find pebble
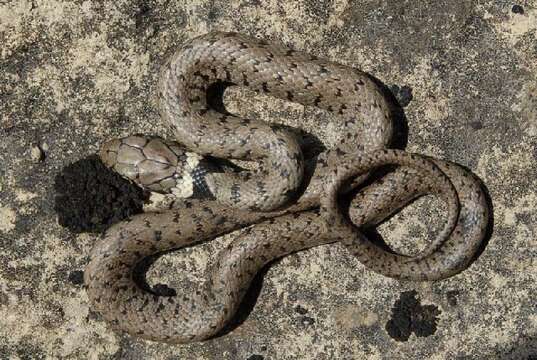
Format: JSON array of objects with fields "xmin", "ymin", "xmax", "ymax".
[
  {"xmin": 511, "ymin": 5, "xmax": 524, "ymax": 14},
  {"xmin": 31, "ymin": 144, "xmax": 46, "ymax": 162}
]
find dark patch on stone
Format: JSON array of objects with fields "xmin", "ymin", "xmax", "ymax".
[
  {"xmin": 135, "ymin": 1, "xmax": 152, "ymax": 30},
  {"xmin": 389, "ymin": 85, "xmax": 413, "ymax": 107},
  {"xmin": 11, "ymin": 337, "xmax": 47, "ymax": 360},
  {"xmin": 470, "ymin": 121, "xmax": 483, "ymax": 130},
  {"xmin": 301, "ymin": 316, "xmax": 316, "ymax": 326},
  {"xmin": 67, "ymin": 270, "xmax": 84, "ymax": 285},
  {"xmin": 247, "ymin": 355, "xmax": 264, "ymax": 360},
  {"xmin": 511, "ymin": 5, "xmax": 524, "ymax": 14},
  {"xmin": 153, "ymin": 283, "xmax": 177, "ymax": 297},
  {"xmin": 385, "ymin": 290, "xmax": 441, "ymax": 341},
  {"xmin": 0, "ymin": 291, "xmax": 8, "ymax": 306},
  {"xmin": 446, "ymin": 290, "xmax": 460, "ymax": 306},
  {"xmin": 54, "ymin": 155, "xmax": 148, "ymax": 233},
  {"xmin": 86, "ymin": 310, "xmax": 100, "ymax": 323},
  {"xmin": 112, "ymin": 336, "xmax": 149, "ymax": 360},
  {"xmin": 31, "ymin": 143, "xmax": 46, "ymax": 162}
]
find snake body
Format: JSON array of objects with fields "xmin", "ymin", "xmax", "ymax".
[{"xmin": 84, "ymin": 32, "xmax": 490, "ymax": 343}]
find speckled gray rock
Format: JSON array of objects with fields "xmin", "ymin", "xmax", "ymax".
[{"xmin": 0, "ymin": 1, "xmax": 536, "ymax": 359}]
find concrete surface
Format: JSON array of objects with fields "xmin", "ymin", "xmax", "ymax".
[{"xmin": 1, "ymin": 0, "xmax": 536, "ymax": 359}]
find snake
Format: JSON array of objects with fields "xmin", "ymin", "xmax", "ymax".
[{"xmin": 83, "ymin": 32, "xmax": 490, "ymax": 343}]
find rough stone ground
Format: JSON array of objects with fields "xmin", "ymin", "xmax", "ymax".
[{"xmin": 1, "ymin": 0, "xmax": 536, "ymax": 359}]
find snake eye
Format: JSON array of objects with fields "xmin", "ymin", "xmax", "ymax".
[{"xmin": 99, "ymin": 139, "xmax": 122, "ymax": 168}]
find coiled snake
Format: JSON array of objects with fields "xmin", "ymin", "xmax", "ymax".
[{"xmin": 84, "ymin": 32, "xmax": 490, "ymax": 343}]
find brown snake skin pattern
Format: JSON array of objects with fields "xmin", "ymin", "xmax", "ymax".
[{"xmin": 84, "ymin": 32, "xmax": 490, "ymax": 343}]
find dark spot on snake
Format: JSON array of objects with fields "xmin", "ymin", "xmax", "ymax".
[
  {"xmin": 189, "ymin": 95, "xmax": 201, "ymax": 103},
  {"xmin": 317, "ymin": 157, "xmax": 328, "ymax": 166},
  {"xmin": 237, "ymin": 118, "xmax": 251, "ymax": 127},
  {"xmin": 285, "ymin": 49, "xmax": 295, "ymax": 56},
  {"xmin": 286, "ymin": 91, "xmax": 294, "ymax": 100},
  {"xmin": 202, "ymin": 206, "xmax": 214, "ymax": 214},
  {"xmin": 230, "ymin": 183, "xmax": 241, "ymax": 203},
  {"xmin": 255, "ymin": 181, "xmax": 267, "ymax": 194},
  {"xmin": 242, "ymin": 73, "xmax": 250, "ymax": 86},
  {"xmin": 343, "ymin": 119, "xmax": 355, "ymax": 127},
  {"xmin": 335, "ymin": 148, "xmax": 346, "ymax": 156},
  {"xmin": 261, "ymin": 82, "xmax": 269, "ymax": 92},
  {"xmin": 313, "ymin": 94, "xmax": 322, "ymax": 106},
  {"xmin": 216, "ymin": 215, "xmax": 227, "ymax": 225}
]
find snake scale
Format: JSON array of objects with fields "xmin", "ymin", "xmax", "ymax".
[{"xmin": 84, "ymin": 32, "xmax": 490, "ymax": 343}]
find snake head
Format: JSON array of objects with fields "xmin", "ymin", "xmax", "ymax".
[{"xmin": 99, "ymin": 135, "xmax": 205, "ymax": 197}]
